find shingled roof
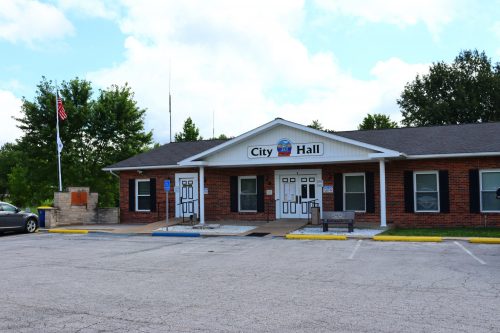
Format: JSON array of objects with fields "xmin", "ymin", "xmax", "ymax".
[
  {"xmin": 104, "ymin": 140, "xmax": 226, "ymax": 170},
  {"xmin": 104, "ymin": 121, "xmax": 500, "ymax": 170},
  {"xmin": 336, "ymin": 122, "xmax": 500, "ymax": 156}
]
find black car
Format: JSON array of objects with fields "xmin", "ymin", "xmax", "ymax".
[{"xmin": 0, "ymin": 201, "xmax": 39, "ymax": 234}]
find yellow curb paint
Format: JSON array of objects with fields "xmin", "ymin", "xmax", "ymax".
[
  {"xmin": 373, "ymin": 235, "xmax": 442, "ymax": 242},
  {"xmin": 48, "ymin": 229, "xmax": 89, "ymax": 234},
  {"xmin": 285, "ymin": 234, "xmax": 347, "ymax": 240},
  {"xmin": 469, "ymin": 237, "xmax": 500, "ymax": 244}
]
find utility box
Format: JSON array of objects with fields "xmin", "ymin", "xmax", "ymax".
[{"xmin": 311, "ymin": 207, "xmax": 320, "ymax": 225}]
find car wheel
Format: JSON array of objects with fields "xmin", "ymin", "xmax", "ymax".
[{"xmin": 25, "ymin": 219, "xmax": 38, "ymax": 233}]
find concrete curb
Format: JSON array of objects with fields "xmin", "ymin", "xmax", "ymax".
[
  {"xmin": 152, "ymin": 232, "xmax": 201, "ymax": 237},
  {"xmin": 469, "ymin": 237, "xmax": 500, "ymax": 244},
  {"xmin": 373, "ymin": 235, "xmax": 442, "ymax": 242},
  {"xmin": 48, "ymin": 229, "xmax": 89, "ymax": 234},
  {"xmin": 285, "ymin": 234, "xmax": 347, "ymax": 240}
]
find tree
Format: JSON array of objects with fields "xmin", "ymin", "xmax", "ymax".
[
  {"xmin": 174, "ymin": 117, "xmax": 201, "ymax": 141},
  {"xmin": 398, "ymin": 49, "xmax": 500, "ymax": 126},
  {"xmin": 8, "ymin": 77, "xmax": 153, "ymax": 207},
  {"xmin": 308, "ymin": 120, "xmax": 324, "ymax": 131},
  {"xmin": 358, "ymin": 114, "xmax": 398, "ymax": 130},
  {"xmin": 0, "ymin": 143, "xmax": 22, "ymax": 200},
  {"xmin": 308, "ymin": 120, "xmax": 335, "ymax": 133},
  {"xmin": 214, "ymin": 134, "xmax": 230, "ymax": 140}
]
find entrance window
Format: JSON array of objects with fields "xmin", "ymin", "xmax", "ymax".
[
  {"xmin": 480, "ymin": 170, "xmax": 500, "ymax": 212},
  {"xmin": 136, "ymin": 179, "xmax": 151, "ymax": 212},
  {"xmin": 239, "ymin": 176, "xmax": 257, "ymax": 211},
  {"xmin": 344, "ymin": 173, "xmax": 366, "ymax": 211},
  {"xmin": 414, "ymin": 171, "xmax": 439, "ymax": 212}
]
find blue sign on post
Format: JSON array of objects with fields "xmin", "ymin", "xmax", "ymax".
[{"xmin": 164, "ymin": 179, "xmax": 171, "ymax": 192}]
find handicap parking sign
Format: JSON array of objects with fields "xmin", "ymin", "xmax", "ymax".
[{"xmin": 164, "ymin": 180, "xmax": 171, "ymax": 192}]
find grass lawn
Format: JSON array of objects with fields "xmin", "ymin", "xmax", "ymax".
[{"xmin": 380, "ymin": 227, "xmax": 500, "ymax": 237}]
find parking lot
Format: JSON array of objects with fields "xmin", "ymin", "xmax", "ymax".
[{"xmin": 0, "ymin": 233, "xmax": 499, "ymax": 333}]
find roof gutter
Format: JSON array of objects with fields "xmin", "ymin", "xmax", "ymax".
[
  {"xmin": 102, "ymin": 165, "xmax": 186, "ymax": 172},
  {"xmin": 407, "ymin": 152, "xmax": 500, "ymax": 159}
]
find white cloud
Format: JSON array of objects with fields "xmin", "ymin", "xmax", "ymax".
[
  {"xmin": 0, "ymin": 90, "xmax": 23, "ymax": 146},
  {"xmin": 0, "ymin": 0, "xmax": 74, "ymax": 46},
  {"xmin": 57, "ymin": 0, "xmax": 121, "ymax": 20},
  {"xmin": 85, "ymin": 1, "xmax": 430, "ymax": 142},
  {"xmin": 314, "ymin": 0, "xmax": 463, "ymax": 37}
]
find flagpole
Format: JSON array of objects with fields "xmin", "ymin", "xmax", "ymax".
[{"xmin": 55, "ymin": 82, "xmax": 63, "ymax": 192}]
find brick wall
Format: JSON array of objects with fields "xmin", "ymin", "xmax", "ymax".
[
  {"xmin": 120, "ymin": 168, "xmax": 198, "ymax": 223},
  {"xmin": 386, "ymin": 157, "xmax": 500, "ymax": 227},
  {"xmin": 119, "ymin": 157, "xmax": 500, "ymax": 227}
]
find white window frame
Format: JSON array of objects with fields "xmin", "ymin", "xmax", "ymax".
[
  {"xmin": 238, "ymin": 176, "xmax": 257, "ymax": 212},
  {"xmin": 413, "ymin": 171, "xmax": 440, "ymax": 213},
  {"xmin": 343, "ymin": 173, "xmax": 366, "ymax": 212},
  {"xmin": 480, "ymin": 169, "xmax": 500, "ymax": 213},
  {"xmin": 135, "ymin": 179, "xmax": 151, "ymax": 212}
]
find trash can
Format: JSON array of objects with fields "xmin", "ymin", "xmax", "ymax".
[
  {"xmin": 311, "ymin": 207, "xmax": 320, "ymax": 225},
  {"xmin": 37, "ymin": 206, "xmax": 52, "ymax": 228}
]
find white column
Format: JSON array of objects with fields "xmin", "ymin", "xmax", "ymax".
[
  {"xmin": 379, "ymin": 159, "xmax": 387, "ymax": 227},
  {"xmin": 199, "ymin": 166, "xmax": 205, "ymax": 225}
]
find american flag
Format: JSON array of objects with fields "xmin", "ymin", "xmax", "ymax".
[{"xmin": 58, "ymin": 97, "xmax": 67, "ymax": 120}]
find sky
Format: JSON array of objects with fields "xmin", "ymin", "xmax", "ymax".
[{"xmin": 1, "ymin": 0, "xmax": 500, "ymax": 146}]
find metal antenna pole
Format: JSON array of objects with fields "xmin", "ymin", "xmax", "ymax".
[
  {"xmin": 169, "ymin": 60, "xmax": 172, "ymax": 143},
  {"xmin": 212, "ymin": 109, "xmax": 215, "ymax": 139}
]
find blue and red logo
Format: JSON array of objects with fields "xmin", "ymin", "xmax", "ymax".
[{"xmin": 277, "ymin": 139, "xmax": 292, "ymax": 157}]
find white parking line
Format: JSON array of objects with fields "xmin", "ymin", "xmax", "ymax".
[
  {"xmin": 348, "ymin": 240, "xmax": 362, "ymax": 260},
  {"xmin": 454, "ymin": 241, "xmax": 486, "ymax": 265}
]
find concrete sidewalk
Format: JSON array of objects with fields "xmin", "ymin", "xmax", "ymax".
[
  {"xmin": 240, "ymin": 219, "xmax": 308, "ymax": 236},
  {"xmin": 41, "ymin": 219, "xmax": 182, "ymax": 235},
  {"xmin": 41, "ymin": 219, "xmax": 307, "ymax": 237}
]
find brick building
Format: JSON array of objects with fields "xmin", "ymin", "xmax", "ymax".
[{"xmin": 104, "ymin": 118, "xmax": 500, "ymax": 227}]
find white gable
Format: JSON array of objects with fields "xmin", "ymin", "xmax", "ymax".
[{"xmin": 186, "ymin": 123, "xmax": 393, "ymax": 167}]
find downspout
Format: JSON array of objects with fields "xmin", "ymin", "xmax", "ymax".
[{"xmin": 109, "ymin": 170, "xmax": 119, "ymax": 178}]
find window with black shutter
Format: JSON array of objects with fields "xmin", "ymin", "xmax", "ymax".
[
  {"xmin": 136, "ymin": 179, "xmax": 151, "ymax": 211},
  {"xmin": 129, "ymin": 179, "xmax": 135, "ymax": 211},
  {"xmin": 469, "ymin": 169, "xmax": 480, "ymax": 213},
  {"xmin": 403, "ymin": 171, "xmax": 414, "ymax": 213},
  {"xmin": 333, "ymin": 173, "xmax": 343, "ymax": 211},
  {"xmin": 230, "ymin": 176, "xmax": 238, "ymax": 212},
  {"xmin": 439, "ymin": 170, "xmax": 449, "ymax": 213},
  {"xmin": 365, "ymin": 171, "xmax": 375, "ymax": 213},
  {"xmin": 150, "ymin": 178, "xmax": 157, "ymax": 212}
]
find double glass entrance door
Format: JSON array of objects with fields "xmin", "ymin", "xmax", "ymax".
[{"xmin": 280, "ymin": 175, "xmax": 318, "ymax": 218}]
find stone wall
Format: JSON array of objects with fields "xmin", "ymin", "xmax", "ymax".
[{"xmin": 44, "ymin": 187, "xmax": 119, "ymax": 228}]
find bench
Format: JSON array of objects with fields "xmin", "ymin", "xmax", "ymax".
[{"xmin": 322, "ymin": 211, "xmax": 355, "ymax": 233}]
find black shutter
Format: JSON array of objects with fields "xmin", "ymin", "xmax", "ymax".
[
  {"xmin": 439, "ymin": 170, "xmax": 449, "ymax": 213},
  {"xmin": 366, "ymin": 171, "xmax": 375, "ymax": 213},
  {"xmin": 257, "ymin": 175, "xmax": 265, "ymax": 212},
  {"xmin": 469, "ymin": 169, "xmax": 480, "ymax": 213},
  {"xmin": 128, "ymin": 179, "xmax": 135, "ymax": 211},
  {"xmin": 230, "ymin": 176, "xmax": 238, "ymax": 212},
  {"xmin": 334, "ymin": 173, "xmax": 343, "ymax": 211},
  {"xmin": 404, "ymin": 171, "xmax": 414, "ymax": 213},
  {"xmin": 150, "ymin": 178, "xmax": 157, "ymax": 212}
]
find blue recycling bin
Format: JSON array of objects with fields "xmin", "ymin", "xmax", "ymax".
[{"xmin": 37, "ymin": 207, "xmax": 50, "ymax": 228}]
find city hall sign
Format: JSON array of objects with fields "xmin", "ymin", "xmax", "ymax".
[{"xmin": 248, "ymin": 139, "xmax": 324, "ymax": 159}]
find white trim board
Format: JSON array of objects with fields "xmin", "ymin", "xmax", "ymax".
[{"xmin": 179, "ymin": 118, "xmax": 402, "ymax": 165}]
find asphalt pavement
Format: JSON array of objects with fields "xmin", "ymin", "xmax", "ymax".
[{"xmin": 0, "ymin": 232, "xmax": 499, "ymax": 332}]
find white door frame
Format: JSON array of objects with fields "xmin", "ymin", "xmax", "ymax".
[
  {"xmin": 274, "ymin": 169, "xmax": 322, "ymax": 219},
  {"xmin": 175, "ymin": 173, "xmax": 199, "ymax": 218}
]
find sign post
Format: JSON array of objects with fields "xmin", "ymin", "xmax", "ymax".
[{"xmin": 164, "ymin": 180, "xmax": 171, "ymax": 230}]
